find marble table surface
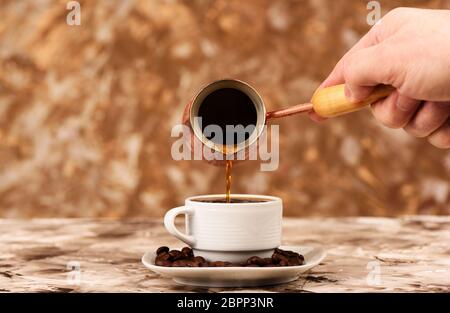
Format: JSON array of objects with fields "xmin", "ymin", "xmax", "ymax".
[{"xmin": 0, "ymin": 216, "xmax": 449, "ymax": 293}]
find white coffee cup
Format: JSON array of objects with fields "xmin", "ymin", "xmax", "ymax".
[{"xmin": 163, "ymin": 194, "xmax": 282, "ymax": 263}]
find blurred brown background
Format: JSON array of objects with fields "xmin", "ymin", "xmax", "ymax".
[{"xmin": 0, "ymin": 0, "xmax": 449, "ymax": 218}]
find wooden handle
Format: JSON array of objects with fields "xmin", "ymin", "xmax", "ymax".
[{"xmin": 311, "ymin": 84, "xmax": 394, "ymax": 118}]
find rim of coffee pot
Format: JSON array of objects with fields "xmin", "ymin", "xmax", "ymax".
[{"xmin": 187, "ymin": 79, "xmax": 267, "ymax": 155}]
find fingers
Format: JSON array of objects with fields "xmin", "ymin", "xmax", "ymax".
[
  {"xmin": 343, "ymin": 43, "xmax": 401, "ymax": 102},
  {"xmin": 372, "ymin": 97, "xmax": 450, "ymax": 149},
  {"xmin": 404, "ymin": 101, "xmax": 450, "ymax": 137},
  {"xmin": 344, "ymin": 84, "xmax": 374, "ymax": 104},
  {"xmin": 428, "ymin": 120, "xmax": 450, "ymax": 149},
  {"xmin": 370, "ymin": 92, "xmax": 421, "ymax": 128}
]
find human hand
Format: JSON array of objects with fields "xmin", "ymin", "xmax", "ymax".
[{"xmin": 310, "ymin": 8, "xmax": 450, "ymax": 148}]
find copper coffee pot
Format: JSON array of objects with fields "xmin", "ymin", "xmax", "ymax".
[{"xmin": 182, "ymin": 79, "xmax": 393, "ymax": 164}]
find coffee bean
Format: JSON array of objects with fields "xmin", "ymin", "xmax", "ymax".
[
  {"xmin": 185, "ymin": 257, "xmax": 202, "ymax": 267},
  {"xmin": 275, "ymin": 248, "xmax": 298, "ymax": 258},
  {"xmin": 287, "ymin": 255, "xmax": 305, "ymax": 266},
  {"xmin": 272, "ymin": 252, "xmax": 288, "ymax": 264},
  {"xmin": 208, "ymin": 261, "xmax": 221, "ymax": 267},
  {"xmin": 185, "ymin": 260, "xmax": 199, "ymax": 267},
  {"xmin": 153, "ymin": 246, "xmax": 305, "ymax": 268},
  {"xmin": 247, "ymin": 256, "xmax": 263, "ymax": 266},
  {"xmin": 156, "ymin": 246, "xmax": 169, "ymax": 255},
  {"xmin": 274, "ymin": 248, "xmax": 284, "ymax": 255},
  {"xmin": 169, "ymin": 250, "xmax": 184, "ymax": 261},
  {"xmin": 155, "ymin": 259, "xmax": 172, "ymax": 267},
  {"xmin": 155, "ymin": 252, "xmax": 170, "ymax": 261},
  {"xmin": 285, "ymin": 250, "xmax": 300, "ymax": 258},
  {"xmin": 172, "ymin": 260, "xmax": 189, "ymax": 267},
  {"xmin": 208, "ymin": 261, "xmax": 232, "ymax": 267},
  {"xmin": 181, "ymin": 247, "xmax": 194, "ymax": 258},
  {"xmin": 193, "ymin": 256, "xmax": 205, "ymax": 263},
  {"xmin": 298, "ymin": 254, "xmax": 305, "ymax": 264}
]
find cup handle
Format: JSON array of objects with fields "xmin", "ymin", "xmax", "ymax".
[{"xmin": 163, "ymin": 206, "xmax": 196, "ymax": 246}]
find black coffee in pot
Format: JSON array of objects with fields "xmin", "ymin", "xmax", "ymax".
[{"xmin": 197, "ymin": 88, "xmax": 257, "ymax": 145}]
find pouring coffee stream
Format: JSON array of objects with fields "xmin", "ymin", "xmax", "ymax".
[
  {"xmin": 225, "ymin": 160, "xmax": 232, "ymax": 203},
  {"xmin": 223, "ymin": 145, "xmax": 233, "ymax": 203},
  {"xmin": 183, "ymin": 79, "xmax": 394, "ymax": 199}
]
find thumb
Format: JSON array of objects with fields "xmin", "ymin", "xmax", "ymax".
[
  {"xmin": 344, "ymin": 84, "xmax": 374, "ymax": 103},
  {"xmin": 343, "ymin": 43, "xmax": 398, "ymax": 102}
]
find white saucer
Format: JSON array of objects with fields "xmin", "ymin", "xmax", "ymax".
[{"xmin": 142, "ymin": 246, "xmax": 326, "ymax": 287}]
